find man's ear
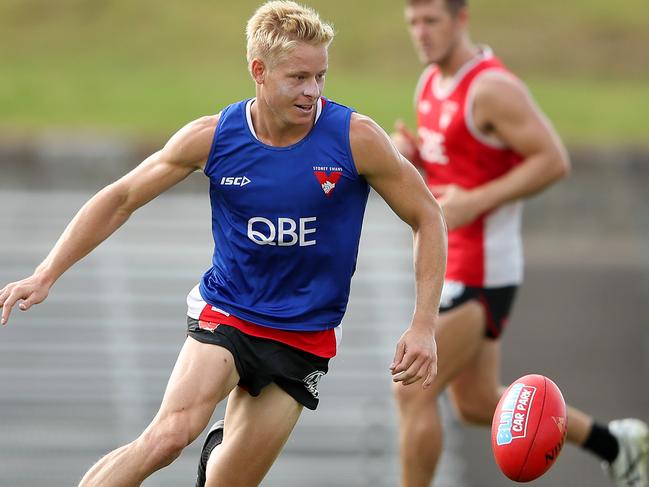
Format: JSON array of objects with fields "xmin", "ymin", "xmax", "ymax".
[
  {"xmin": 250, "ymin": 58, "xmax": 266, "ymax": 84},
  {"xmin": 456, "ymin": 6, "xmax": 469, "ymax": 28}
]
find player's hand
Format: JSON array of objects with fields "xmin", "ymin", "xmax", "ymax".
[
  {"xmin": 390, "ymin": 324, "xmax": 437, "ymax": 388},
  {"xmin": 0, "ymin": 275, "xmax": 50, "ymax": 325},
  {"xmin": 390, "ymin": 120, "xmax": 419, "ymax": 162},
  {"xmin": 429, "ymin": 183, "xmax": 483, "ymax": 230}
]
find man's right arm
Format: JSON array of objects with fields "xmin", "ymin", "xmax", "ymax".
[{"xmin": 0, "ymin": 114, "xmax": 219, "ymax": 325}]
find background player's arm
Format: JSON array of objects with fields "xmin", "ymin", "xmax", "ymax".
[
  {"xmin": 351, "ymin": 113, "xmax": 447, "ymax": 388},
  {"xmin": 435, "ymin": 74, "xmax": 570, "ymax": 230},
  {"xmin": 390, "ymin": 66, "xmax": 434, "ymax": 168},
  {"xmin": 472, "ymin": 73, "xmax": 570, "ymax": 206},
  {"xmin": 0, "ymin": 115, "xmax": 219, "ymax": 325},
  {"xmin": 391, "ymin": 120, "xmax": 422, "ymax": 168}
]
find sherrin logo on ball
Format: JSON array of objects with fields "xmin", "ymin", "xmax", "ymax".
[{"xmin": 491, "ymin": 374, "xmax": 567, "ymax": 483}]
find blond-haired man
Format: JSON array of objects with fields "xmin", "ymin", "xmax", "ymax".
[{"xmin": 0, "ymin": 2, "xmax": 447, "ymax": 486}]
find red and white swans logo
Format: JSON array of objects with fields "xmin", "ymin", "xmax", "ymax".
[{"xmin": 313, "ymin": 165, "xmax": 343, "ymax": 197}]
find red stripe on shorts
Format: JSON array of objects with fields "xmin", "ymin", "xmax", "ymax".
[{"xmin": 197, "ymin": 305, "xmax": 337, "ymax": 358}]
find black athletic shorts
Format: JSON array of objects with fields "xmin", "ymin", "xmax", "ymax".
[
  {"xmin": 439, "ymin": 280, "xmax": 518, "ymax": 339},
  {"xmin": 187, "ymin": 318, "xmax": 329, "ymax": 410}
]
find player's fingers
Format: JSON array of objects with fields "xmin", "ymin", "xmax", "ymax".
[
  {"xmin": 392, "ymin": 366, "xmax": 419, "ymax": 386},
  {"xmin": 392, "ymin": 353, "xmax": 424, "ymax": 381},
  {"xmin": 392, "ymin": 349, "xmax": 419, "ymax": 375},
  {"xmin": 396, "ymin": 122, "xmax": 417, "ymax": 142},
  {"xmin": 398, "ymin": 358, "xmax": 426, "ymax": 385},
  {"xmin": 428, "ymin": 185, "xmax": 449, "ymax": 199},
  {"xmin": 19, "ymin": 293, "xmax": 39, "ymax": 311},
  {"xmin": 0, "ymin": 285, "xmax": 11, "ymax": 307},
  {"xmin": 422, "ymin": 360, "xmax": 437, "ymax": 388},
  {"xmin": 1, "ymin": 290, "xmax": 20, "ymax": 325},
  {"xmin": 390, "ymin": 341, "xmax": 406, "ymax": 371}
]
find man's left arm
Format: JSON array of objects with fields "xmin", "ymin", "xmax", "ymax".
[
  {"xmin": 350, "ymin": 113, "xmax": 447, "ymax": 388},
  {"xmin": 436, "ymin": 74, "xmax": 571, "ymax": 230},
  {"xmin": 471, "ymin": 73, "xmax": 571, "ymax": 208}
]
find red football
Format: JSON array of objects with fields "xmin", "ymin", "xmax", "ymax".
[{"xmin": 491, "ymin": 374, "xmax": 567, "ymax": 482}]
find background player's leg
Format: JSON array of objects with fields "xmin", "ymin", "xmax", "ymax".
[
  {"xmin": 447, "ymin": 339, "xmax": 501, "ymax": 426},
  {"xmin": 79, "ymin": 337, "xmax": 240, "ymax": 487},
  {"xmin": 446, "ymin": 332, "xmax": 602, "ymax": 447},
  {"xmin": 566, "ymin": 405, "xmax": 595, "ymax": 444},
  {"xmin": 204, "ymin": 383, "xmax": 303, "ymax": 487},
  {"xmin": 393, "ymin": 300, "xmax": 486, "ymax": 487},
  {"xmin": 447, "ymin": 326, "xmax": 632, "ymax": 472}
]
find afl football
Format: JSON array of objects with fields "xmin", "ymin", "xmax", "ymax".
[{"xmin": 491, "ymin": 374, "xmax": 567, "ymax": 482}]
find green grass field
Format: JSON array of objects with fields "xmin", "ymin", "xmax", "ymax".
[{"xmin": 2, "ymin": 0, "xmax": 648, "ymax": 145}]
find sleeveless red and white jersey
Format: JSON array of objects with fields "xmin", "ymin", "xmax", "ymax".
[{"xmin": 416, "ymin": 48, "xmax": 524, "ymax": 287}]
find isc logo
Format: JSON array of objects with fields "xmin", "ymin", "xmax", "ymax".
[
  {"xmin": 248, "ymin": 217, "xmax": 316, "ymax": 247},
  {"xmin": 221, "ymin": 176, "xmax": 251, "ymax": 187}
]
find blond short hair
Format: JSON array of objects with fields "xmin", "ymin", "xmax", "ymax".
[{"xmin": 246, "ymin": 1, "xmax": 335, "ymax": 68}]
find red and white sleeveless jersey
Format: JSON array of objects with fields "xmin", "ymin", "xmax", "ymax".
[{"xmin": 416, "ymin": 48, "xmax": 524, "ymax": 286}]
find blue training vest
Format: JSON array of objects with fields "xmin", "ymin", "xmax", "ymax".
[{"xmin": 199, "ymin": 97, "xmax": 370, "ymax": 331}]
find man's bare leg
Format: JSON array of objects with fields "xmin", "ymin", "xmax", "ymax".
[
  {"xmin": 78, "ymin": 337, "xmax": 240, "ymax": 487},
  {"xmin": 204, "ymin": 383, "xmax": 304, "ymax": 487},
  {"xmin": 393, "ymin": 301, "xmax": 486, "ymax": 487}
]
